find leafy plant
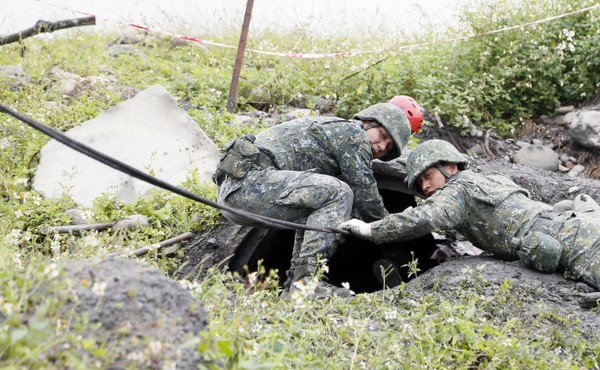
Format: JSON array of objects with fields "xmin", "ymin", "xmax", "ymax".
[{"xmin": 1, "ymin": 0, "xmax": 599, "ymax": 367}]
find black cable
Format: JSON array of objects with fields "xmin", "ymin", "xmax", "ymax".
[{"xmin": 0, "ymin": 103, "xmax": 350, "ymax": 235}]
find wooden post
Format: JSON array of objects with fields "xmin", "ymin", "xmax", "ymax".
[{"xmin": 226, "ymin": 0, "xmax": 254, "ymax": 113}]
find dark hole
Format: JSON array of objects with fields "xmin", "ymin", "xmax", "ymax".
[{"xmin": 229, "ymin": 188, "xmax": 441, "ymax": 293}]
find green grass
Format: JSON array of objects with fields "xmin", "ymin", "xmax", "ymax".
[{"xmin": 1, "ymin": 0, "xmax": 600, "ymax": 367}]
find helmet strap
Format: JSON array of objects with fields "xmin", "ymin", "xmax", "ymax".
[
  {"xmin": 435, "ymin": 163, "xmax": 452, "ymax": 179},
  {"xmin": 361, "ymin": 121, "xmax": 379, "ymax": 130}
]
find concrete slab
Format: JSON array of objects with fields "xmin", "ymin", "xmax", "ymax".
[{"xmin": 33, "ymin": 84, "xmax": 220, "ymax": 207}]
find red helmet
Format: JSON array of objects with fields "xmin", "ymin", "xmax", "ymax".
[{"xmin": 388, "ymin": 95, "xmax": 423, "ymax": 133}]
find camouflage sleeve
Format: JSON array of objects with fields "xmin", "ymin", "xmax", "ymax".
[
  {"xmin": 336, "ymin": 136, "xmax": 388, "ymax": 222},
  {"xmin": 369, "ymin": 185, "xmax": 467, "ymax": 244}
]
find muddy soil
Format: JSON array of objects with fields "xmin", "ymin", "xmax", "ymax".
[
  {"xmin": 178, "ymin": 102, "xmax": 600, "ymax": 315},
  {"xmin": 404, "ymin": 256, "xmax": 599, "ymax": 341}
]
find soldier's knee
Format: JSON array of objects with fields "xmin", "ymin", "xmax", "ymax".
[{"xmin": 334, "ymin": 180, "xmax": 354, "ymax": 204}]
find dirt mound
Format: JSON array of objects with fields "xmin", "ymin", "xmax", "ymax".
[
  {"xmin": 404, "ymin": 256, "xmax": 600, "ymax": 340},
  {"xmin": 417, "ymin": 110, "xmax": 600, "ymax": 180},
  {"xmin": 65, "ymin": 258, "xmax": 210, "ymax": 369},
  {"xmin": 518, "ymin": 117, "xmax": 600, "ymax": 179},
  {"xmin": 473, "ymin": 159, "xmax": 600, "ymax": 205}
]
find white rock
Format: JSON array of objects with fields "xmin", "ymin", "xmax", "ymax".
[
  {"xmin": 33, "ymin": 85, "xmax": 220, "ymax": 207},
  {"xmin": 552, "ymin": 199, "xmax": 574, "ymax": 212},
  {"xmin": 573, "ymin": 194, "xmax": 600, "ymax": 212},
  {"xmin": 567, "ymin": 164, "xmax": 585, "ymax": 178}
]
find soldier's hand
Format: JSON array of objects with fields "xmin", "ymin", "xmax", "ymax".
[{"xmin": 339, "ymin": 219, "xmax": 373, "ymax": 240}]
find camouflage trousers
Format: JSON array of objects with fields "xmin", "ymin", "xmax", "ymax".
[
  {"xmin": 526, "ymin": 210, "xmax": 600, "ymax": 290},
  {"xmin": 218, "ymin": 168, "xmax": 354, "ymax": 267}
]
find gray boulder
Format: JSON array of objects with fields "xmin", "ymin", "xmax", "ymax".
[
  {"xmin": 570, "ymin": 109, "xmax": 600, "ymax": 150},
  {"xmin": 65, "ymin": 258, "xmax": 209, "ymax": 369},
  {"xmin": 513, "ymin": 145, "xmax": 559, "ymax": 171},
  {"xmin": 33, "ymin": 84, "xmax": 220, "ymax": 207}
]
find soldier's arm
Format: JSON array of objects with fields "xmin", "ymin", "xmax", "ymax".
[
  {"xmin": 369, "ymin": 185, "xmax": 468, "ymax": 244},
  {"xmin": 337, "ymin": 141, "xmax": 389, "ymax": 222}
]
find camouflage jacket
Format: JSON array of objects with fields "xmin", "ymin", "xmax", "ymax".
[
  {"xmin": 369, "ymin": 170, "xmax": 552, "ymax": 259},
  {"xmin": 255, "ymin": 117, "xmax": 388, "ymax": 222}
]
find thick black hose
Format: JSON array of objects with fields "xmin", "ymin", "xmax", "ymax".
[{"xmin": 0, "ymin": 103, "xmax": 350, "ymax": 235}]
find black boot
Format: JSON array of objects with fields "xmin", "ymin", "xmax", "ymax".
[
  {"xmin": 372, "ymin": 259, "xmax": 403, "ymax": 289},
  {"xmin": 287, "ymin": 257, "xmax": 355, "ymax": 299}
]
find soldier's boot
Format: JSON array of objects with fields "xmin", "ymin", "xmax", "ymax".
[
  {"xmin": 282, "ymin": 268, "xmax": 295, "ymax": 291},
  {"xmin": 372, "ymin": 259, "xmax": 403, "ymax": 289},
  {"xmin": 287, "ymin": 257, "xmax": 354, "ymax": 299}
]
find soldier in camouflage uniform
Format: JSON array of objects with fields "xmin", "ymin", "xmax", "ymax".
[
  {"xmin": 340, "ymin": 139, "xmax": 600, "ymax": 291},
  {"xmin": 214, "ymin": 102, "xmax": 413, "ymax": 297}
]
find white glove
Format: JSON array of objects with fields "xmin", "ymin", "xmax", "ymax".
[{"xmin": 339, "ymin": 219, "xmax": 373, "ymax": 240}]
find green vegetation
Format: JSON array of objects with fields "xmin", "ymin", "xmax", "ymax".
[{"xmin": 1, "ymin": 0, "xmax": 599, "ymax": 367}]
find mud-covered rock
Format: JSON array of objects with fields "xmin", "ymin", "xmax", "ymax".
[
  {"xmin": 64, "ymin": 258, "xmax": 209, "ymax": 369},
  {"xmin": 473, "ymin": 159, "xmax": 600, "ymax": 206},
  {"xmin": 405, "ymin": 256, "xmax": 599, "ymax": 340}
]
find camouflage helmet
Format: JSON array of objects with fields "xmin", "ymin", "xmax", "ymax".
[
  {"xmin": 406, "ymin": 139, "xmax": 469, "ymax": 193},
  {"xmin": 353, "ymin": 102, "xmax": 411, "ymax": 161}
]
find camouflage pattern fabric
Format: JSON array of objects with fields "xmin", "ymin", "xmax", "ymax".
[
  {"xmin": 352, "ymin": 102, "xmax": 411, "ymax": 161},
  {"xmin": 220, "ymin": 169, "xmax": 353, "ymax": 259},
  {"xmin": 369, "ymin": 169, "xmax": 600, "ymax": 290},
  {"xmin": 406, "ymin": 139, "xmax": 469, "ymax": 194},
  {"xmin": 217, "ymin": 116, "xmax": 391, "ymax": 267}
]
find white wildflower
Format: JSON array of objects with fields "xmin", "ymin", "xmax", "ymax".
[
  {"xmin": 251, "ymin": 322, "xmax": 264, "ymax": 334},
  {"xmin": 50, "ymin": 233, "xmax": 62, "ymax": 258},
  {"xmin": 179, "ymin": 279, "xmax": 193, "ymax": 290},
  {"xmin": 91, "ymin": 281, "xmax": 107, "ymax": 296},
  {"xmin": 32, "ymin": 195, "xmax": 42, "ymax": 206},
  {"xmin": 554, "ymin": 346, "xmax": 563, "ymax": 355},
  {"xmin": 383, "ymin": 309, "xmax": 398, "ymax": 321},
  {"xmin": 44, "ymin": 263, "xmax": 60, "ymax": 279},
  {"xmin": 163, "ymin": 361, "xmax": 176, "ymax": 370},
  {"xmin": 1, "ymin": 302, "xmax": 14, "ymax": 315},
  {"xmin": 318, "ymin": 257, "xmax": 329, "ymax": 274},
  {"xmin": 0, "ymin": 138, "xmax": 10, "ymax": 150},
  {"xmin": 5, "ymin": 229, "xmax": 22, "ymax": 246},
  {"xmin": 83, "ymin": 231, "xmax": 100, "ymax": 248},
  {"xmin": 126, "ymin": 351, "xmax": 145, "ymax": 361},
  {"xmin": 247, "ymin": 271, "xmax": 258, "ymax": 286},
  {"xmin": 82, "ymin": 209, "xmax": 94, "ymax": 222},
  {"xmin": 289, "ymin": 277, "xmax": 318, "ymax": 306},
  {"xmin": 12, "ymin": 252, "xmax": 24, "ymax": 270}
]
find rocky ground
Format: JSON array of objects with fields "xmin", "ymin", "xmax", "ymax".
[
  {"xmin": 179, "ymin": 94, "xmax": 600, "ymax": 329},
  {"xmin": 416, "ymin": 118, "xmax": 600, "ymax": 205},
  {"xmin": 404, "ymin": 256, "xmax": 600, "ymax": 342},
  {"xmin": 48, "ymin": 88, "xmax": 600, "ymax": 362}
]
